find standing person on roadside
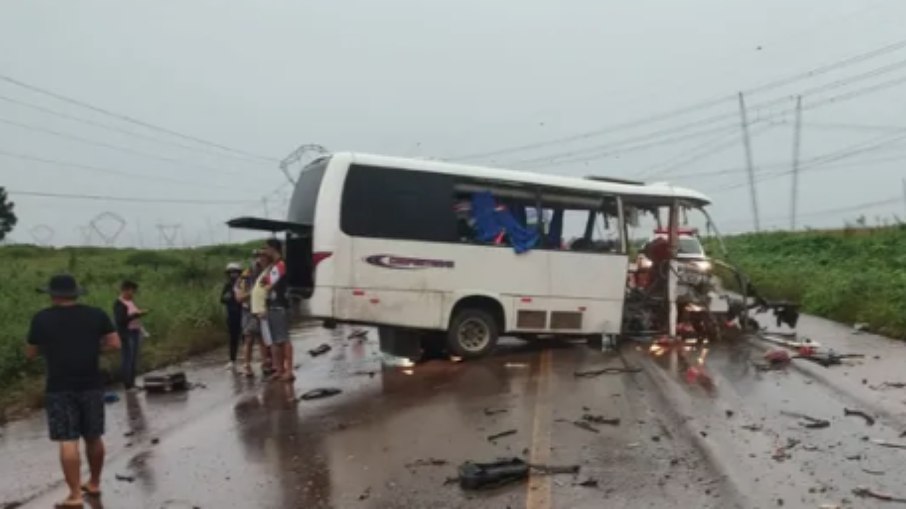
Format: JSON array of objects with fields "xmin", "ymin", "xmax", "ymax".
[
  {"xmin": 236, "ymin": 251, "xmax": 273, "ymax": 377},
  {"xmin": 221, "ymin": 263, "xmax": 244, "ymax": 371},
  {"xmin": 113, "ymin": 280, "xmax": 146, "ymax": 391},
  {"xmin": 250, "ymin": 250, "xmax": 276, "ymax": 376},
  {"xmin": 261, "ymin": 238, "xmax": 295, "ymax": 382},
  {"xmin": 26, "ymin": 274, "xmax": 121, "ymax": 508}
]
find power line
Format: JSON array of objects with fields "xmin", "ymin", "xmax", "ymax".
[
  {"xmin": 0, "ymin": 115, "xmax": 251, "ymax": 178},
  {"xmin": 0, "ymin": 148, "xmax": 244, "ymax": 190},
  {"xmin": 0, "ymin": 93, "xmax": 270, "ymax": 165},
  {"xmin": 0, "ymin": 72, "xmax": 278, "ymax": 162},
  {"xmin": 711, "ymin": 129, "xmax": 906, "ymax": 192},
  {"xmin": 505, "ymin": 57, "xmax": 906, "ymax": 171},
  {"xmin": 7, "ymin": 189, "xmax": 255, "ymax": 205},
  {"xmin": 447, "ymin": 37, "xmax": 906, "ymax": 161},
  {"xmin": 722, "ymin": 195, "xmax": 901, "ymax": 228}
]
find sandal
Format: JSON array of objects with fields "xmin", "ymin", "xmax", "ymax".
[
  {"xmin": 81, "ymin": 484, "xmax": 102, "ymax": 497},
  {"xmin": 55, "ymin": 498, "xmax": 84, "ymax": 508}
]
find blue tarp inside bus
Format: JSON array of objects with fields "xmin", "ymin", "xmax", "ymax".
[{"xmin": 470, "ymin": 191, "xmax": 539, "ymax": 254}]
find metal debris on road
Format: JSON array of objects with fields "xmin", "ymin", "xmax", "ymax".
[
  {"xmin": 741, "ymin": 424, "xmax": 763, "ymax": 432},
  {"xmin": 581, "ymin": 414, "xmax": 620, "ymax": 426},
  {"xmin": 862, "ymin": 468, "xmax": 885, "ymax": 476},
  {"xmin": 308, "ymin": 343, "xmax": 332, "ymax": 357},
  {"xmin": 843, "ymin": 408, "xmax": 876, "ymax": 426},
  {"xmin": 870, "ymin": 438, "xmax": 906, "ymax": 450},
  {"xmin": 299, "ymin": 388, "xmax": 343, "ymax": 401},
  {"xmin": 115, "ymin": 474, "xmax": 135, "ymax": 483},
  {"xmin": 576, "ymin": 478, "xmax": 599, "ymax": 488},
  {"xmin": 853, "ymin": 486, "xmax": 906, "ymax": 503},
  {"xmin": 571, "ymin": 421, "xmax": 600, "ymax": 434},
  {"xmin": 483, "ymin": 407, "xmax": 508, "ymax": 416},
  {"xmin": 487, "ymin": 429, "xmax": 517, "ymax": 442},
  {"xmin": 780, "ymin": 411, "xmax": 830, "ymax": 429},
  {"xmin": 870, "ymin": 382, "xmax": 906, "ymax": 390},
  {"xmin": 574, "ymin": 366, "xmax": 641, "ymax": 378},
  {"xmin": 406, "ymin": 458, "xmax": 448, "ymax": 468}
]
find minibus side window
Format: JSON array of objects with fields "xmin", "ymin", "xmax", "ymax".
[{"xmin": 341, "ymin": 165, "xmax": 458, "ymax": 242}]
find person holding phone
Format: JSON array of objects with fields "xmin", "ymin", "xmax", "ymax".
[{"xmin": 113, "ymin": 280, "xmax": 147, "ymax": 391}]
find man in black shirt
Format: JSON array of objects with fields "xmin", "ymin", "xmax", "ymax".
[{"xmin": 26, "ymin": 274, "xmax": 121, "ymax": 508}]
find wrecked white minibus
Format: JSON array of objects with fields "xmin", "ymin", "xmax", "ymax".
[{"xmin": 229, "ymin": 152, "xmax": 797, "ymax": 360}]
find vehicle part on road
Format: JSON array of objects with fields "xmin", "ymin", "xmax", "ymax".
[
  {"xmin": 794, "ymin": 349, "xmax": 865, "ymax": 368},
  {"xmin": 144, "ymin": 372, "xmax": 188, "ymax": 393},
  {"xmin": 456, "ymin": 458, "xmax": 581, "ymax": 490},
  {"xmin": 581, "ymin": 414, "xmax": 620, "ymax": 426},
  {"xmin": 115, "ymin": 474, "xmax": 135, "ymax": 483},
  {"xmin": 853, "ymin": 486, "xmax": 906, "ymax": 503},
  {"xmin": 780, "ymin": 411, "xmax": 830, "ymax": 429},
  {"xmin": 457, "ymin": 458, "xmax": 529, "ymax": 490},
  {"xmin": 447, "ymin": 308, "xmax": 499, "ymax": 359},
  {"xmin": 862, "ymin": 468, "xmax": 885, "ymax": 476},
  {"xmin": 299, "ymin": 388, "xmax": 342, "ymax": 401},
  {"xmin": 308, "ymin": 343, "xmax": 332, "ymax": 357},
  {"xmin": 486, "ymin": 429, "xmax": 517, "ymax": 442},
  {"xmin": 573, "ymin": 366, "xmax": 642, "ymax": 378},
  {"xmin": 843, "ymin": 408, "xmax": 876, "ymax": 426},
  {"xmin": 871, "ymin": 438, "xmax": 906, "ymax": 449},
  {"xmin": 483, "ymin": 407, "xmax": 508, "ymax": 416}
]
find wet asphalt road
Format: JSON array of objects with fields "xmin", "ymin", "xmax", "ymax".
[{"xmin": 3, "ymin": 313, "xmax": 906, "ymax": 508}]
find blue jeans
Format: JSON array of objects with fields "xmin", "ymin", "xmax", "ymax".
[{"xmin": 121, "ymin": 329, "xmax": 141, "ymax": 389}]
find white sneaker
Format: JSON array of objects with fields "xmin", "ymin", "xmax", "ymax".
[{"xmin": 225, "ymin": 362, "xmax": 235, "ymax": 371}]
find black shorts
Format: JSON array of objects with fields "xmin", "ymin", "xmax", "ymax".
[{"xmin": 45, "ymin": 390, "xmax": 105, "ymax": 441}]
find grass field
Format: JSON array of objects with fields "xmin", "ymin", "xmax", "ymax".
[
  {"xmin": 716, "ymin": 225, "xmax": 906, "ymax": 338},
  {"xmin": 0, "ymin": 243, "xmax": 252, "ymax": 418}
]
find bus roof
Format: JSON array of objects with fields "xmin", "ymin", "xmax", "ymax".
[{"xmin": 331, "ymin": 152, "xmax": 712, "ymax": 206}]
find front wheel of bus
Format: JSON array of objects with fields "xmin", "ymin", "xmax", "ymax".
[{"xmin": 448, "ymin": 309, "xmax": 498, "ymax": 359}]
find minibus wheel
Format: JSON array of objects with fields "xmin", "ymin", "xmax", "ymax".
[{"xmin": 448, "ymin": 309, "xmax": 498, "ymax": 358}]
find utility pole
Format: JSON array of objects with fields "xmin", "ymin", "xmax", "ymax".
[
  {"xmin": 790, "ymin": 96, "xmax": 803, "ymax": 231},
  {"xmin": 737, "ymin": 92, "xmax": 761, "ymax": 232}
]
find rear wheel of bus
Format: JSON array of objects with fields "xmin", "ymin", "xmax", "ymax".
[{"xmin": 447, "ymin": 308, "xmax": 499, "ymax": 359}]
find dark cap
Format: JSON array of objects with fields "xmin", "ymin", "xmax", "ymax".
[{"xmin": 37, "ymin": 274, "xmax": 86, "ymax": 299}]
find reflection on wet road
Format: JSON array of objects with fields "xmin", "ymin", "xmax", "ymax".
[{"xmin": 4, "ymin": 313, "xmax": 906, "ymax": 508}]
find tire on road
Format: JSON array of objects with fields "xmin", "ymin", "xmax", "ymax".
[{"xmin": 447, "ymin": 308, "xmax": 499, "ymax": 359}]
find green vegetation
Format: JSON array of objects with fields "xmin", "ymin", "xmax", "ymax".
[
  {"xmin": 0, "ymin": 243, "xmax": 254, "ymax": 417},
  {"xmin": 716, "ymin": 226, "xmax": 906, "ymax": 338}
]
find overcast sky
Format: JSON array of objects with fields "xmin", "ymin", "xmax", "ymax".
[{"xmin": 1, "ymin": 0, "xmax": 906, "ymax": 247}]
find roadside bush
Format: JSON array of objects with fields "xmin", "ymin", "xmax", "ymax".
[{"xmin": 721, "ymin": 227, "xmax": 906, "ymax": 338}]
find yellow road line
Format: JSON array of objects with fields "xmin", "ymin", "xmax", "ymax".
[{"xmin": 526, "ymin": 349, "xmax": 553, "ymax": 509}]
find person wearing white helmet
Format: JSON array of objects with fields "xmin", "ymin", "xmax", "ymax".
[{"xmin": 220, "ymin": 262, "xmax": 244, "ymax": 370}]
